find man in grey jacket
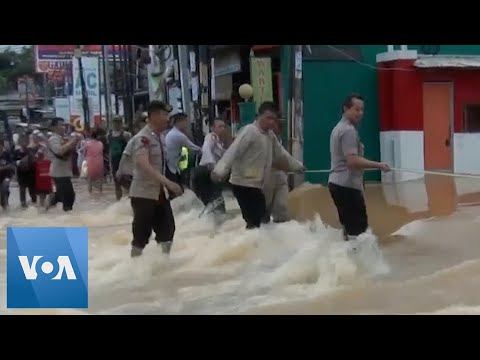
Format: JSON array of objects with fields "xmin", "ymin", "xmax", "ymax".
[{"xmin": 212, "ymin": 102, "xmax": 304, "ymax": 229}]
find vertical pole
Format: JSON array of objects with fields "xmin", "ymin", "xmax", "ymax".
[
  {"xmin": 171, "ymin": 45, "xmax": 182, "ymax": 113},
  {"xmin": 112, "ymin": 45, "xmax": 119, "ymax": 115},
  {"xmin": 291, "ymin": 45, "xmax": 304, "ymax": 187},
  {"xmin": 188, "ymin": 45, "xmax": 202, "ymax": 145},
  {"xmin": 121, "ymin": 45, "xmax": 129, "ymax": 124},
  {"xmin": 75, "ymin": 45, "xmax": 90, "ymax": 131},
  {"xmin": 208, "ymin": 49, "xmax": 217, "ymax": 121},
  {"xmin": 98, "ymin": 56, "xmax": 102, "ymax": 126},
  {"xmin": 178, "ymin": 45, "xmax": 192, "ymax": 120},
  {"xmin": 102, "ymin": 45, "xmax": 113, "ymax": 129},
  {"xmin": 199, "ymin": 45, "xmax": 209, "ymax": 135},
  {"xmin": 78, "ymin": 56, "xmax": 90, "ymax": 131},
  {"xmin": 43, "ymin": 73, "xmax": 48, "ymax": 107},
  {"xmin": 128, "ymin": 44, "xmax": 135, "ymax": 128},
  {"xmin": 24, "ymin": 76, "xmax": 30, "ymax": 125}
]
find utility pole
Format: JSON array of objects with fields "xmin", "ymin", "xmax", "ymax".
[
  {"xmin": 171, "ymin": 45, "xmax": 182, "ymax": 113},
  {"xmin": 75, "ymin": 45, "xmax": 90, "ymax": 131},
  {"xmin": 188, "ymin": 45, "xmax": 202, "ymax": 145},
  {"xmin": 24, "ymin": 76, "xmax": 30, "ymax": 125},
  {"xmin": 290, "ymin": 45, "xmax": 304, "ymax": 188},
  {"xmin": 178, "ymin": 45, "xmax": 192, "ymax": 120},
  {"xmin": 102, "ymin": 45, "xmax": 113, "ymax": 128},
  {"xmin": 120, "ymin": 45, "xmax": 129, "ymax": 126},
  {"xmin": 209, "ymin": 51, "xmax": 217, "ymax": 120},
  {"xmin": 198, "ymin": 45, "xmax": 210, "ymax": 136},
  {"xmin": 128, "ymin": 44, "xmax": 136, "ymax": 126},
  {"xmin": 112, "ymin": 45, "xmax": 119, "ymax": 115},
  {"xmin": 43, "ymin": 73, "xmax": 48, "ymax": 107}
]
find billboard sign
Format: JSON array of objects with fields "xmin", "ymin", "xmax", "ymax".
[{"xmin": 34, "ymin": 45, "xmax": 123, "ymax": 73}]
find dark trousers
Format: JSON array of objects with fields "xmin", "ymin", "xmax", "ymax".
[
  {"xmin": 328, "ymin": 182, "xmax": 368, "ymax": 238},
  {"xmin": 0, "ymin": 177, "xmax": 11, "ymax": 209},
  {"xmin": 165, "ymin": 167, "xmax": 184, "ymax": 200},
  {"xmin": 231, "ymin": 184, "xmax": 266, "ymax": 229},
  {"xmin": 131, "ymin": 196, "xmax": 176, "ymax": 249},
  {"xmin": 192, "ymin": 166, "xmax": 225, "ymax": 213},
  {"xmin": 51, "ymin": 177, "xmax": 76, "ymax": 211},
  {"xmin": 111, "ymin": 157, "xmax": 123, "ymax": 200},
  {"xmin": 18, "ymin": 173, "xmax": 36, "ymax": 206}
]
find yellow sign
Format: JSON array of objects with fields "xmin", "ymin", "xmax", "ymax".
[{"xmin": 250, "ymin": 57, "xmax": 273, "ymax": 111}]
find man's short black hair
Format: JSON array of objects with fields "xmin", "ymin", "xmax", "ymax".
[
  {"xmin": 147, "ymin": 101, "xmax": 172, "ymax": 117},
  {"xmin": 342, "ymin": 93, "xmax": 364, "ymax": 111},
  {"xmin": 171, "ymin": 113, "xmax": 188, "ymax": 125},
  {"xmin": 50, "ymin": 117, "xmax": 65, "ymax": 128},
  {"xmin": 211, "ymin": 118, "xmax": 225, "ymax": 125},
  {"xmin": 112, "ymin": 116, "xmax": 123, "ymax": 123},
  {"xmin": 258, "ymin": 101, "xmax": 278, "ymax": 116}
]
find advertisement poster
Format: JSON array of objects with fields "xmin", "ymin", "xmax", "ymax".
[
  {"xmin": 250, "ymin": 57, "xmax": 273, "ymax": 111},
  {"xmin": 71, "ymin": 57, "xmax": 101, "ymax": 130},
  {"xmin": 35, "ymin": 45, "xmax": 121, "ymax": 62}
]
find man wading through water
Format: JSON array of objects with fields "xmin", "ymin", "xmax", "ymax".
[
  {"xmin": 192, "ymin": 118, "xmax": 227, "ymax": 217},
  {"xmin": 165, "ymin": 113, "xmax": 202, "ymax": 199},
  {"xmin": 108, "ymin": 117, "xmax": 131, "ymax": 200},
  {"xmin": 115, "ymin": 117, "xmax": 148, "ymax": 192},
  {"xmin": 328, "ymin": 94, "xmax": 391, "ymax": 241},
  {"xmin": 212, "ymin": 101, "xmax": 305, "ymax": 229},
  {"xmin": 14, "ymin": 134, "xmax": 37, "ymax": 208},
  {"xmin": 47, "ymin": 117, "xmax": 81, "ymax": 212},
  {"xmin": 130, "ymin": 101, "xmax": 183, "ymax": 258}
]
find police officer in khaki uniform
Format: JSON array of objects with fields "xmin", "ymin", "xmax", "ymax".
[{"xmin": 129, "ymin": 101, "xmax": 183, "ymax": 258}]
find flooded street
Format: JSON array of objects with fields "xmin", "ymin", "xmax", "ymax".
[{"xmin": 1, "ymin": 174, "xmax": 480, "ymax": 315}]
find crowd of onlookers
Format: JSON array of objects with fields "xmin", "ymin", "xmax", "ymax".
[{"xmin": 0, "ymin": 112, "xmax": 149, "ymax": 211}]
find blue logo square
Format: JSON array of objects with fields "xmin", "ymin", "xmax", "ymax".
[{"xmin": 7, "ymin": 227, "xmax": 88, "ymax": 309}]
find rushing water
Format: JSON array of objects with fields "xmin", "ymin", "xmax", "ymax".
[{"xmin": 1, "ymin": 175, "xmax": 480, "ymax": 315}]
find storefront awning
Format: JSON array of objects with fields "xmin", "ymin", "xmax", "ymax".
[{"xmin": 415, "ymin": 56, "xmax": 480, "ymax": 69}]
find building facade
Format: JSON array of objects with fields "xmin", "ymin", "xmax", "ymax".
[{"xmin": 300, "ymin": 45, "xmax": 480, "ymax": 184}]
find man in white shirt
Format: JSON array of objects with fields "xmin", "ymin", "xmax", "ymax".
[
  {"xmin": 165, "ymin": 113, "xmax": 202, "ymax": 198},
  {"xmin": 192, "ymin": 118, "xmax": 226, "ymax": 214}
]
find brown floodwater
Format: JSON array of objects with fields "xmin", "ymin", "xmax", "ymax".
[{"xmin": 1, "ymin": 174, "xmax": 480, "ymax": 315}]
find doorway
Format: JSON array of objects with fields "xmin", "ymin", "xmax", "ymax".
[{"xmin": 423, "ymin": 82, "xmax": 454, "ymax": 171}]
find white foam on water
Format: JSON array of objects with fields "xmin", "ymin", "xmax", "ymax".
[
  {"xmin": 419, "ymin": 305, "xmax": 480, "ymax": 315},
  {"xmin": 0, "ymin": 187, "xmax": 393, "ymax": 315},
  {"xmin": 2, "ymin": 183, "xmax": 480, "ymax": 315}
]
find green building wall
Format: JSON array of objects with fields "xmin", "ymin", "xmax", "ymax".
[{"xmin": 302, "ymin": 45, "xmax": 385, "ymax": 184}]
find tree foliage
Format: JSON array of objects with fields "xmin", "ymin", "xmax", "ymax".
[{"xmin": 0, "ymin": 46, "xmax": 37, "ymax": 94}]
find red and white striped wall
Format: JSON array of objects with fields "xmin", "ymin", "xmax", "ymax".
[{"xmin": 376, "ymin": 46, "xmax": 480, "ymax": 184}]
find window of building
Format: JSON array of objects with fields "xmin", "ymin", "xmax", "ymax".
[{"xmin": 464, "ymin": 104, "xmax": 480, "ymax": 132}]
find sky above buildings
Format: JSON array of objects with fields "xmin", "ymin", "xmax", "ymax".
[{"xmin": 0, "ymin": 45, "xmax": 30, "ymax": 52}]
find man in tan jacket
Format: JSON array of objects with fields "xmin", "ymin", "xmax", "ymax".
[{"xmin": 212, "ymin": 101, "xmax": 304, "ymax": 229}]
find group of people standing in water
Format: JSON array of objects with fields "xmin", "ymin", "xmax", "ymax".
[
  {"xmin": 124, "ymin": 100, "xmax": 304, "ymax": 258},
  {"xmin": 1, "ymin": 93, "xmax": 393, "ymax": 260}
]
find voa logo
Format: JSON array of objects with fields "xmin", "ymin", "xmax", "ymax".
[{"xmin": 18, "ymin": 255, "xmax": 77, "ymax": 280}]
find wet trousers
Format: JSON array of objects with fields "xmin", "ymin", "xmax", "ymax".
[
  {"xmin": 18, "ymin": 173, "xmax": 36, "ymax": 206},
  {"xmin": 51, "ymin": 177, "xmax": 76, "ymax": 212},
  {"xmin": 328, "ymin": 182, "xmax": 368, "ymax": 237},
  {"xmin": 232, "ymin": 184, "xmax": 266, "ymax": 229},
  {"xmin": 0, "ymin": 177, "xmax": 11, "ymax": 209},
  {"xmin": 130, "ymin": 196, "xmax": 176, "ymax": 249},
  {"xmin": 192, "ymin": 165, "xmax": 225, "ymax": 214}
]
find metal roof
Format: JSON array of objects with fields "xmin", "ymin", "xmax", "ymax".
[{"xmin": 415, "ymin": 55, "xmax": 480, "ymax": 68}]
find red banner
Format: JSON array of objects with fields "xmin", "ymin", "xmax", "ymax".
[{"xmin": 35, "ymin": 45, "xmax": 122, "ymax": 61}]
